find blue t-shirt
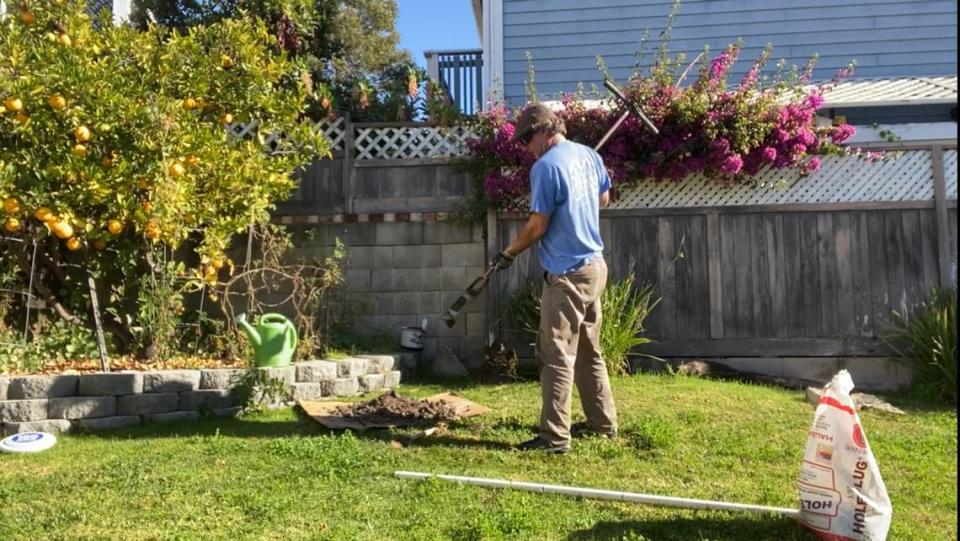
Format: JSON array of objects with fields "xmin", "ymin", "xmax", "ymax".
[{"xmin": 529, "ymin": 139, "xmax": 611, "ymax": 275}]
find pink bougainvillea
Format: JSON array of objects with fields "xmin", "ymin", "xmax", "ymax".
[{"xmin": 462, "ymin": 45, "xmax": 878, "ymax": 212}]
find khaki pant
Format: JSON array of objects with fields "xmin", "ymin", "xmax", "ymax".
[{"xmin": 535, "ymin": 258, "xmax": 617, "ymax": 445}]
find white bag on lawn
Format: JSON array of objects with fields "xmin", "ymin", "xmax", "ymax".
[{"xmin": 798, "ymin": 370, "xmax": 892, "ymax": 540}]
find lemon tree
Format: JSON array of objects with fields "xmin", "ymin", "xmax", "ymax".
[{"xmin": 0, "ymin": 1, "xmax": 329, "ymax": 355}]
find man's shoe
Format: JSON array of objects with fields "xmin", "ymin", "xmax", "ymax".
[
  {"xmin": 514, "ymin": 436, "xmax": 570, "ymax": 454},
  {"xmin": 570, "ymin": 422, "xmax": 617, "ymax": 439}
]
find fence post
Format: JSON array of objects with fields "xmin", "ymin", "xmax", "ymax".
[
  {"xmin": 706, "ymin": 211, "xmax": 724, "ymax": 339},
  {"xmin": 931, "ymin": 145, "xmax": 953, "ymax": 287},
  {"xmin": 342, "ymin": 118, "xmax": 354, "ymax": 214}
]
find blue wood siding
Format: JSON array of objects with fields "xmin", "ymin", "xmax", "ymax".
[{"xmin": 502, "ymin": 0, "xmax": 958, "ymax": 105}]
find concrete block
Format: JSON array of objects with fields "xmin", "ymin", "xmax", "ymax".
[
  {"xmin": 345, "ymin": 246, "xmax": 374, "ymax": 269},
  {"xmin": 143, "ymin": 371, "xmax": 201, "ymax": 393},
  {"xmin": 77, "ymin": 416, "xmax": 141, "ymax": 432},
  {"xmin": 781, "ymin": 358, "xmax": 842, "ymax": 385},
  {"xmin": 394, "ymin": 269, "xmax": 423, "ymax": 291},
  {"xmin": 423, "ymin": 313, "xmax": 466, "ymax": 337},
  {"xmin": 394, "ymin": 245, "xmax": 442, "ymax": 269},
  {"xmin": 79, "ymin": 372, "xmax": 143, "ymax": 396},
  {"xmin": 471, "ymin": 224, "xmax": 484, "ymax": 244},
  {"xmin": 296, "ymin": 361, "xmax": 338, "ymax": 382},
  {"xmin": 438, "ymin": 267, "xmax": 467, "ymax": 290},
  {"xmin": 118, "ymin": 393, "xmax": 179, "ymax": 416},
  {"xmin": 4, "ymin": 419, "xmax": 72, "ymax": 435},
  {"xmin": 391, "ymin": 292, "xmax": 421, "ymax": 315},
  {"xmin": 460, "ymin": 336, "xmax": 488, "ymax": 370},
  {"xmin": 49, "ymin": 396, "xmax": 116, "ymax": 420},
  {"xmin": 373, "ymin": 246, "xmax": 394, "ymax": 267},
  {"xmin": 376, "ymin": 222, "xmax": 423, "ymax": 245},
  {"xmin": 371, "ymin": 269, "xmax": 395, "ymax": 292},
  {"xmin": 336, "ymin": 358, "xmax": 369, "ymax": 377},
  {"xmin": 323, "ymin": 378, "xmax": 359, "ymax": 397},
  {"xmin": 257, "ymin": 366, "xmax": 296, "ymax": 387},
  {"xmin": 441, "ymin": 243, "xmax": 485, "ymax": 267},
  {"xmin": 420, "ymin": 291, "xmax": 442, "ymax": 314},
  {"xmin": 323, "ymin": 223, "xmax": 376, "ymax": 246},
  {"xmin": 0, "ymin": 399, "xmax": 49, "ymax": 423},
  {"xmin": 0, "ymin": 376, "xmax": 6, "ymax": 401},
  {"xmin": 384, "ymin": 371, "xmax": 402, "ymax": 389},
  {"xmin": 357, "ymin": 354, "xmax": 397, "ymax": 374},
  {"xmin": 200, "ymin": 369, "xmax": 247, "ymax": 389},
  {"xmin": 144, "ymin": 411, "xmax": 200, "ymax": 424},
  {"xmin": 424, "ymin": 222, "xmax": 473, "ymax": 244},
  {"xmin": 838, "ymin": 357, "xmax": 910, "ymax": 391},
  {"xmin": 370, "ymin": 292, "xmax": 394, "ymax": 314},
  {"xmin": 466, "ymin": 312, "xmax": 487, "ymax": 337},
  {"xmin": 358, "ymin": 374, "xmax": 384, "ymax": 393},
  {"xmin": 213, "ymin": 407, "xmax": 243, "ymax": 418},
  {"xmin": 179, "ymin": 390, "xmax": 240, "ymax": 411},
  {"xmin": 344, "ymin": 269, "xmax": 371, "ymax": 292},
  {"xmin": 7, "ymin": 375, "xmax": 78, "ymax": 399},
  {"xmin": 291, "ymin": 382, "xmax": 326, "ymax": 401}
]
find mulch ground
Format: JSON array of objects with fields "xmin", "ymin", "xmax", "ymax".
[{"xmin": 330, "ymin": 391, "xmax": 459, "ymax": 425}]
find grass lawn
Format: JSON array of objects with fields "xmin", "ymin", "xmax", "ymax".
[{"xmin": 0, "ymin": 374, "xmax": 955, "ymax": 540}]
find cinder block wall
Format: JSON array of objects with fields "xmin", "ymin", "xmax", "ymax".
[{"xmin": 282, "ymin": 217, "xmax": 489, "ymax": 369}]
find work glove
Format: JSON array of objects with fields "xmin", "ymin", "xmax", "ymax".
[{"xmin": 491, "ymin": 249, "xmax": 515, "ymax": 271}]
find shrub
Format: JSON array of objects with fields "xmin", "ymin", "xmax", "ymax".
[
  {"xmin": 504, "ymin": 270, "xmax": 659, "ymax": 376},
  {"xmin": 891, "ymin": 288, "xmax": 957, "ymax": 405}
]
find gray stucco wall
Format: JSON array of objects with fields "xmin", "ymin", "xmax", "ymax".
[{"xmin": 502, "ymin": 0, "xmax": 958, "ymax": 104}]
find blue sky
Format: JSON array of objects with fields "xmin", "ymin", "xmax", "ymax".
[{"xmin": 396, "ymin": 0, "xmax": 481, "ymax": 68}]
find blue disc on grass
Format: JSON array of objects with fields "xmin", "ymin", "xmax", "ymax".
[{"xmin": 0, "ymin": 432, "xmax": 57, "ymax": 453}]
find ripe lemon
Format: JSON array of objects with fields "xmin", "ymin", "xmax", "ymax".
[
  {"xmin": 4, "ymin": 97, "xmax": 23, "ymax": 112},
  {"xmin": 65, "ymin": 237, "xmax": 81, "ymax": 251},
  {"xmin": 20, "ymin": 11, "xmax": 35, "ymax": 25},
  {"xmin": 72, "ymin": 144, "xmax": 87, "ymax": 157},
  {"xmin": 142, "ymin": 201, "xmax": 154, "ymax": 213},
  {"xmin": 220, "ymin": 55, "xmax": 234, "ymax": 69},
  {"xmin": 58, "ymin": 34, "xmax": 72, "ymax": 47},
  {"xmin": 4, "ymin": 217, "xmax": 21, "ymax": 233},
  {"xmin": 183, "ymin": 98, "xmax": 196, "ymax": 110},
  {"xmin": 74, "ymin": 125, "xmax": 92, "ymax": 142},
  {"xmin": 3, "ymin": 197, "xmax": 20, "ymax": 214},
  {"xmin": 107, "ymin": 220, "xmax": 123, "ymax": 235},
  {"xmin": 14, "ymin": 112, "xmax": 28, "ymax": 124},
  {"xmin": 211, "ymin": 258, "xmax": 224, "ymax": 270},
  {"xmin": 48, "ymin": 95, "xmax": 67, "ymax": 110},
  {"xmin": 218, "ymin": 113, "xmax": 233, "ymax": 125},
  {"xmin": 51, "ymin": 221, "xmax": 74, "ymax": 239},
  {"xmin": 185, "ymin": 154, "xmax": 200, "ymax": 166},
  {"xmin": 34, "ymin": 207, "xmax": 54, "ymax": 222},
  {"xmin": 168, "ymin": 163, "xmax": 186, "ymax": 177}
]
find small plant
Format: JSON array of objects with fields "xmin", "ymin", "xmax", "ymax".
[
  {"xmin": 503, "ymin": 270, "xmax": 660, "ymax": 376},
  {"xmin": 232, "ymin": 368, "xmax": 292, "ymax": 414},
  {"xmin": 890, "ymin": 287, "xmax": 957, "ymax": 405}
]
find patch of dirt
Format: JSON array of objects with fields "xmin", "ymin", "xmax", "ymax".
[{"xmin": 331, "ymin": 391, "xmax": 459, "ymax": 425}]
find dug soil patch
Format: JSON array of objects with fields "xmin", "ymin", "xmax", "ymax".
[{"xmin": 331, "ymin": 391, "xmax": 459, "ymax": 425}]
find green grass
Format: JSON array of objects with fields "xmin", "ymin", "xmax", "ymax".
[{"xmin": 0, "ymin": 375, "xmax": 955, "ymax": 540}]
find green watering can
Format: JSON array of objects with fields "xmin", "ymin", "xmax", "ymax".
[{"xmin": 236, "ymin": 313, "xmax": 298, "ymax": 367}]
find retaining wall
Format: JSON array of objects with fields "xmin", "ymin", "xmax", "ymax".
[{"xmin": 0, "ymin": 354, "xmax": 406, "ymax": 435}]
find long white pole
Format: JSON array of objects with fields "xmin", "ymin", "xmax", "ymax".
[{"xmin": 394, "ymin": 471, "xmax": 800, "ymax": 517}]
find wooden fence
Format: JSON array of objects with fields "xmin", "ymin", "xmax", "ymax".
[{"xmin": 491, "ymin": 143, "xmax": 957, "ymax": 359}]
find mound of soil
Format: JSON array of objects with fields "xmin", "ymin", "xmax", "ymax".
[{"xmin": 331, "ymin": 391, "xmax": 459, "ymax": 425}]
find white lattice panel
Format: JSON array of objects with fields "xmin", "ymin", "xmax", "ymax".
[
  {"xmin": 610, "ymin": 150, "xmax": 936, "ymax": 209},
  {"xmin": 944, "ymin": 150, "xmax": 957, "ymax": 200},
  {"xmin": 226, "ymin": 117, "xmax": 345, "ymax": 152},
  {"xmin": 354, "ymin": 125, "xmax": 476, "ymax": 160}
]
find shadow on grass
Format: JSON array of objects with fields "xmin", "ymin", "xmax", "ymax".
[{"xmin": 566, "ymin": 516, "xmax": 816, "ymax": 541}]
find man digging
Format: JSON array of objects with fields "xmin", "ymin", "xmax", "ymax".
[{"xmin": 493, "ymin": 103, "xmax": 617, "ymax": 454}]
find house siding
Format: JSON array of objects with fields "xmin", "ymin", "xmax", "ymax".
[{"xmin": 501, "ymin": 0, "xmax": 958, "ymax": 105}]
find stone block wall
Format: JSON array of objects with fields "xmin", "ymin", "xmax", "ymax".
[
  {"xmin": 277, "ymin": 215, "xmax": 489, "ymax": 369},
  {"xmin": 0, "ymin": 354, "xmax": 405, "ymax": 435}
]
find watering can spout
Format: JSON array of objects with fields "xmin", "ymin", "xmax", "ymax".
[{"xmin": 236, "ymin": 313, "xmax": 262, "ymax": 348}]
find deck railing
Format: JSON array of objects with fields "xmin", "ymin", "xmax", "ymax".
[{"xmin": 424, "ymin": 49, "xmax": 484, "ymax": 116}]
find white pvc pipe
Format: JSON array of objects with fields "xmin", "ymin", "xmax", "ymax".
[{"xmin": 395, "ymin": 471, "xmax": 800, "ymax": 517}]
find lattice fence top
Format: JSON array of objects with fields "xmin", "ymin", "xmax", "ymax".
[
  {"xmin": 819, "ymin": 76, "xmax": 958, "ymax": 107},
  {"xmin": 226, "ymin": 117, "xmax": 345, "ymax": 153},
  {"xmin": 353, "ymin": 125, "xmax": 476, "ymax": 160},
  {"xmin": 945, "ymin": 150, "xmax": 958, "ymax": 200},
  {"xmin": 609, "ymin": 150, "xmax": 942, "ymax": 209}
]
